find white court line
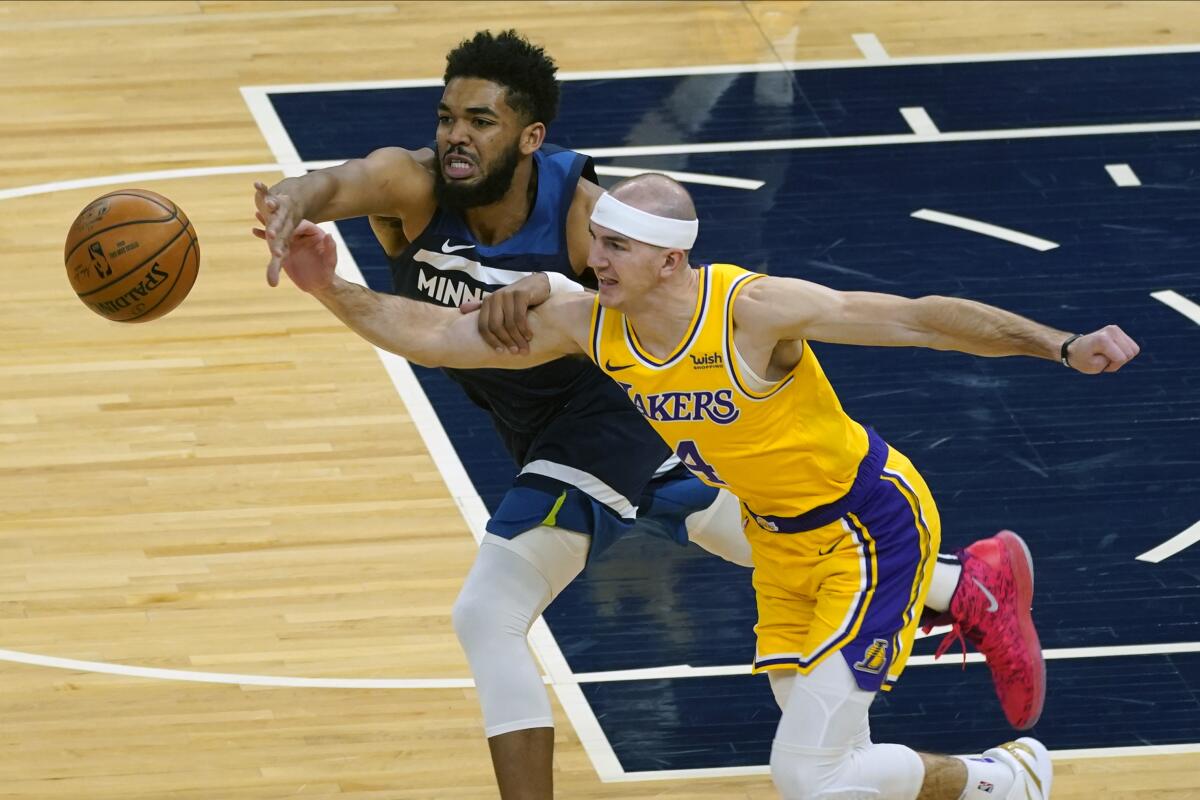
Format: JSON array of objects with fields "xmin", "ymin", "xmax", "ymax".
[
  {"xmin": 900, "ymin": 106, "xmax": 941, "ymax": 136},
  {"xmin": 241, "ymin": 86, "xmax": 628, "ymax": 781},
  {"xmin": 594, "ymin": 165, "xmax": 762, "ymax": 190},
  {"xmin": 8, "ymin": 119, "xmax": 1200, "ymax": 201},
  {"xmin": 0, "ymin": 160, "xmax": 760, "ymax": 202},
  {"xmin": 1048, "ymin": 743, "xmax": 1200, "ymax": 760},
  {"xmin": 569, "ymin": 641, "xmax": 1200, "ymax": 683},
  {"xmin": 1151, "ymin": 289, "xmax": 1200, "ymax": 326},
  {"xmin": 578, "ymin": 119, "xmax": 1200, "ymax": 158},
  {"xmin": 0, "ymin": 648, "xmax": 475, "ymax": 689},
  {"xmin": 606, "ymin": 743, "xmax": 1200, "ymax": 782},
  {"xmin": 1137, "ymin": 519, "xmax": 1200, "ymax": 563},
  {"xmin": 7, "ymin": 640, "xmax": 1196, "ymax": 690},
  {"xmin": 1106, "ymin": 163, "xmax": 1142, "ymax": 186},
  {"xmin": 852, "ymin": 33, "xmax": 890, "ymax": 62},
  {"xmin": 912, "ymin": 208, "xmax": 1059, "ymax": 251},
  {"xmin": 246, "ymin": 42, "xmax": 1200, "ymax": 93}
]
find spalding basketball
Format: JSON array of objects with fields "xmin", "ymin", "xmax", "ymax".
[{"xmin": 64, "ymin": 189, "xmax": 199, "ymax": 322}]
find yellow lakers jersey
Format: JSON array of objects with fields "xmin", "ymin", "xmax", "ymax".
[{"xmin": 589, "ymin": 262, "xmax": 869, "ymax": 518}]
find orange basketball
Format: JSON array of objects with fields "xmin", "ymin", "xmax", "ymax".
[{"xmin": 64, "ymin": 189, "xmax": 199, "ymax": 322}]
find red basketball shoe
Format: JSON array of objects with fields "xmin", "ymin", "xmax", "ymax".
[{"xmin": 927, "ymin": 530, "xmax": 1046, "ymax": 730}]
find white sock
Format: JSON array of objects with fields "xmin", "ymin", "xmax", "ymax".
[
  {"xmin": 925, "ymin": 555, "xmax": 963, "ymax": 612},
  {"xmin": 955, "ymin": 754, "xmax": 1015, "ymax": 799}
]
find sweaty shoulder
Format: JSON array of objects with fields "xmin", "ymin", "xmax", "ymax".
[{"xmin": 565, "ymin": 179, "xmax": 604, "ymax": 274}]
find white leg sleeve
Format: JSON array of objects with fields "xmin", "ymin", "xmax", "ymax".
[
  {"xmin": 768, "ymin": 659, "xmax": 925, "ymax": 800},
  {"xmin": 685, "ymin": 488, "xmax": 754, "ymax": 567},
  {"xmin": 451, "ymin": 527, "xmax": 588, "ymax": 737}
]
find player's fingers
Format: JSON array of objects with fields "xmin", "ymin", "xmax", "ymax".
[
  {"xmin": 488, "ymin": 294, "xmax": 520, "ymax": 353},
  {"xmin": 1093, "ymin": 338, "xmax": 1128, "ymax": 372},
  {"xmin": 272, "ymin": 221, "xmax": 295, "ymax": 258},
  {"xmin": 1114, "ymin": 340, "xmax": 1137, "ymax": 364},
  {"xmin": 477, "ymin": 300, "xmax": 504, "ymax": 351},
  {"xmin": 253, "ymin": 183, "xmax": 279, "ymax": 213},
  {"xmin": 267, "ymin": 257, "xmax": 282, "ymax": 288},
  {"xmin": 459, "ymin": 300, "xmax": 483, "ymax": 314},
  {"xmin": 513, "ymin": 294, "xmax": 534, "ymax": 346},
  {"xmin": 1114, "ymin": 329, "xmax": 1141, "ymax": 360},
  {"xmin": 501, "ymin": 293, "xmax": 523, "ymax": 353},
  {"xmin": 511, "ymin": 313, "xmax": 532, "ymax": 353},
  {"xmin": 252, "ymin": 227, "xmax": 266, "ymax": 240}
]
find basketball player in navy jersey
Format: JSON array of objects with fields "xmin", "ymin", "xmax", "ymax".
[{"xmin": 253, "ymin": 30, "xmax": 1043, "ymax": 799}]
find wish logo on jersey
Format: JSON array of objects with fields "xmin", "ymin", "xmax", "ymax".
[{"xmin": 616, "ymin": 382, "xmax": 740, "ymax": 424}]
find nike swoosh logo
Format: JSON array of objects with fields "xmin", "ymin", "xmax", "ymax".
[
  {"xmin": 972, "ymin": 577, "xmax": 1000, "ymax": 613},
  {"xmin": 441, "ymin": 239, "xmax": 476, "ymax": 253},
  {"xmin": 818, "ymin": 542, "xmax": 837, "ymax": 556},
  {"xmin": 605, "ymin": 360, "xmax": 634, "ymax": 372}
]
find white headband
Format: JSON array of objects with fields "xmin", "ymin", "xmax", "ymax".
[{"xmin": 590, "ymin": 192, "xmax": 698, "ymax": 250}]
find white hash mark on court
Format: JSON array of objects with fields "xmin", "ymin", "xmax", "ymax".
[
  {"xmin": 1137, "ymin": 519, "xmax": 1200, "ymax": 562},
  {"xmin": 900, "ymin": 107, "xmax": 940, "ymax": 136},
  {"xmin": 1106, "ymin": 163, "xmax": 1142, "ymax": 186},
  {"xmin": 852, "ymin": 33, "xmax": 890, "ymax": 62},
  {"xmin": 911, "ymin": 209, "xmax": 1059, "ymax": 251},
  {"xmin": 1151, "ymin": 290, "xmax": 1200, "ymax": 326}
]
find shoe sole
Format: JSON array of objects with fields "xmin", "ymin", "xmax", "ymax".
[{"xmin": 996, "ymin": 530, "xmax": 1046, "ymax": 730}]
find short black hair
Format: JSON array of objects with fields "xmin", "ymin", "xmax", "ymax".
[{"xmin": 444, "ymin": 30, "xmax": 560, "ymax": 126}]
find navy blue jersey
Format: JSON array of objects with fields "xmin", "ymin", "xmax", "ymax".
[
  {"xmin": 386, "ymin": 145, "xmax": 676, "ymax": 548},
  {"xmin": 390, "ymin": 146, "xmax": 603, "ymax": 440}
]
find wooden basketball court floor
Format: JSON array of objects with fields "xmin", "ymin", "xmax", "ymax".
[{"xmin": 2, "ymin": 1, "xmax": 1198, "ymax": 797}]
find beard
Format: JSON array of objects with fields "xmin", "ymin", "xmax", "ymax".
[{"xmin": 434, "ymin": 141, "xmax": 522, "ymax": 211}]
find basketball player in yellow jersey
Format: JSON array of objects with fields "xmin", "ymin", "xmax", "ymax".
[{"xmin": 268, "ymin": 173, "xmax": 1137, "ymax": 800}]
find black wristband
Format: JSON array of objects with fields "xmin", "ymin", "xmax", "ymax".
[{"xmin": 1060, "ymin": 333, "xmax": 1083, "ymax": 367}]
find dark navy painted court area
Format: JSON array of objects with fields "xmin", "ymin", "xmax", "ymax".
[{"xmin": 270, "ymin": 50, "xmax": 1200, "ymax": 770}]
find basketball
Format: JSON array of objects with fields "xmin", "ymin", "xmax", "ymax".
[{"xmin": 64, "ymin": 188, "xmax": 199, "ymax": 322}]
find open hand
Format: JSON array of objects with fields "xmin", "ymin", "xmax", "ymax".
[
  {"xmin": 252, "ymin": 217, "xmax": 337, "ymax": 294},
  {"xmin": 254, "ymin": 180, "xmax": 305, "ymax": 287}
]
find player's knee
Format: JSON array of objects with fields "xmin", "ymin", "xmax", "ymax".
[
  {"xmin": 451, "ymin": 585, "xmax": 525, "ymax": 652},
  {"xmin": 769, "ymin": 745, "xmax": 889, "ymax": 800},
  {"xmin": 769, "ymin": 743, "xmax": 843, "ymax": 800}
]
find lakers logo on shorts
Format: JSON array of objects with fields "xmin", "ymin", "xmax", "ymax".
[{"xmin": 854, "ymin": 638, "xmax": 889, "ymax": 674}]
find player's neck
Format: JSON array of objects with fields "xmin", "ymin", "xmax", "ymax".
[
  {"xmin": 461, "ymin": 156, "xmax": 538, "ymax": 246},
  {"xmin": 625, "ymin": 266, "xmax": 701, "ymax": 360}
]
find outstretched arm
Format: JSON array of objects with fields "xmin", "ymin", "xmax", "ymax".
[
  {"xmin": 738, "ymin": 276, "xmax": 1139, "ymax": 374},
  {"xmin": 256, "ymin": 221, "xmax": 589, "ymax": 369},
  {"xmin": 253, "ymin": 147, "xmax": 436, "ymax": 286}
]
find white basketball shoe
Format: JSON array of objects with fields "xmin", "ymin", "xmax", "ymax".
[{"xmin": 985, "ymin": 737, "xmax": 1053, "ymax": 799}]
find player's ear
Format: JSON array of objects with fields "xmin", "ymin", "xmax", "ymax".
[
  {"xmin": 520, "ymin": 121, "xmax": 545, "ymax": 154},
  {"xmin": 661, "ymin": 247, "xmax": 688, "ymax": 276}
]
